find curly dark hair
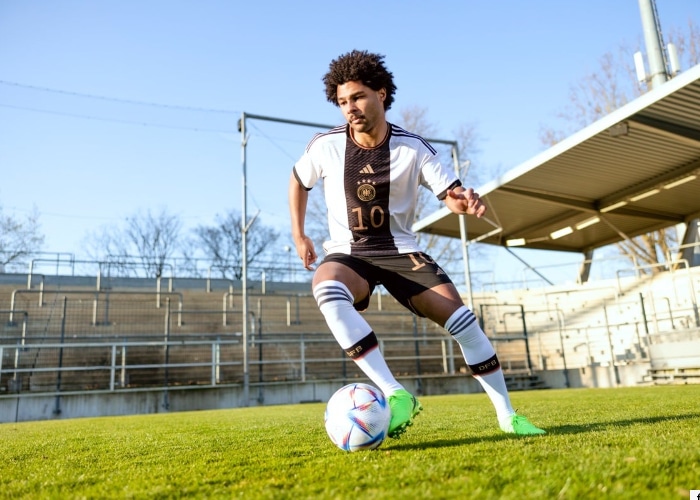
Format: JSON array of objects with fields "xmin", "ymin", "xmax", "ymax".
[{"xmin": 323, "ymin": 50, "xmax": 397, "ymax": 110}]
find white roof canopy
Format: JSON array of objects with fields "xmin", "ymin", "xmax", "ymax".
[{"xmin": 413, "ymin": 63, "xmax": 700, "ymax": 254}]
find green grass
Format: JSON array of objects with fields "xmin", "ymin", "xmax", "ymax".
[{"xmin": 2, "ymin": 385, "xmax": 699, "ymax": 499}]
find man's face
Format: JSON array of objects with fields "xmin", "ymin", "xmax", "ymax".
[{"xmin": 336, "ymin": 80, "xmax": 386, "ymax": 135}]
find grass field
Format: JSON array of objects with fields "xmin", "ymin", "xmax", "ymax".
[{"xmin": 2, "ymin": 385, "xmax": 699, "ymax": 499}]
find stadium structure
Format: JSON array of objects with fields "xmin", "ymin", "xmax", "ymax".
[
  {"xmin": 0, "ymin": 239, "xmax": 698, "ymax": 424},
  {"xmin": 2, "ymin": 6, "xmax": 700, "ymax": 423}
]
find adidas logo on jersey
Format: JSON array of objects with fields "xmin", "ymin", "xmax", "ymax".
[{"xmin": 359, "ymin": 164, "xmax": 375, "ymax": 174}]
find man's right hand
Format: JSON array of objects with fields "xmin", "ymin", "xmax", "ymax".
[{"xmin": 294, "ymin": 236, "xmax": 317, "ymax": 271}]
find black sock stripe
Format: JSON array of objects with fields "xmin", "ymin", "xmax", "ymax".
[
  {"xmin": 314, "ymin": 285, "xmax": 352, "ymax": 307},
  {"xmin": 450, "ymin": 309, "xmax": 477, "ymax": 333},
  {"xmin": 344, "ymin": 332, "xmax": 378, "ymax": 359},
  {"xmin": 468, "ymin": 354, "xmax": 500, "ymax": 375}
]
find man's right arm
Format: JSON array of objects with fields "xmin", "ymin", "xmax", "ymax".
[{"xmin": 288, "ymin": 171, "xmax": 317, "ymax": 270}]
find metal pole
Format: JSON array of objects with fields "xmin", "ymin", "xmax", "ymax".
[
  {"xmin": 412, "ymin": 315, "xmax": 423, "ymax": 394},
  {"xmin": 518, "ymin": 304, "xmax": 533, "ymax": 374},
  {"xmin": 603, "ymin": 302, "xmax": 621, "ymax": 385},
  {"xmin": 451, "ymin": 146, "xmax": 474, "ymax": 310},
  {"xmin": 555, "ymin": 308, "xmax": 570, "ymax": 388},
  {"xmin": 239, "ymin": 112, "xmax": 250, "ymax": 405},
  {"xmin": 162, "ymin": 298, "xmax": 170, "ymax": 411},
  {"xmin": 53, "ymin": 297, "xmax": 67, "ymax": 415},
  {"xmin": 638, "ymin": 0, "xmax": 669, "ymax": 89},
  {"xmin": 505, "ymin": 247, "xmax": 554, "ymax": 286}
]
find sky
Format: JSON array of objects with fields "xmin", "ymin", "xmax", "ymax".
[{"xmin": 0, "ymin": 0, "xmax": 698, "ymax": 284}]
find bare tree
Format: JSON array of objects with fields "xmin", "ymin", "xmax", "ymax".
[
  {"xmin": 539, "ymin": 44, "xmax": 641, "ymax": 142},
  {"xmin": 539, "ymin": 21, "xmax": 699, "ymax": 274},
  {"xmin": 0, "ymin": 204, "xmax": 44, "ymax": 271},
  {"xmin": 192, "ymin": 210, "xmax": 280, "ymax": 280},
  {"xmin": 668, "ymin": 19, "xmax": 700, "ymax": 67},
  {"xmin": 86, "ymin": 208, "xmax": 182, "ymax": 278}
]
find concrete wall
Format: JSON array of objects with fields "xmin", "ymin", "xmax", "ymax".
[
  {"xmin": 539, "ymin": 363, "xmax": 652, "ymax": 389},
  {"xmin": 0, "ymin": 376, "xmax": 481, "ymax": 423},
  {"xmin": 0, "ymin": 366, "xmax": 652, "ymax": 424}
]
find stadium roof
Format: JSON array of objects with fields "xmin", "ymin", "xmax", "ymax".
[{"xmin": 413, "ymin": 63, "xmax": 700, "ymax": 254}]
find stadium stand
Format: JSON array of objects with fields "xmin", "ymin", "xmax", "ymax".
[{"xmin": 1, "ymin": 262, "xmax": 699, "ymax": 422}]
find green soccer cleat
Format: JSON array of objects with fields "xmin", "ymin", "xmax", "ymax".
[
  {"xmin": 500, "ymin": 413, "xmax": 546, "ymax": 435},
  {"xmin": 387, "ymin": 389, "xmax": 423, "ymax": 438}
]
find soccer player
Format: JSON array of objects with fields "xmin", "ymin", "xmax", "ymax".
[{"xmin": 288, "ymin": 50, "xmax": 545, "ymax": 438}]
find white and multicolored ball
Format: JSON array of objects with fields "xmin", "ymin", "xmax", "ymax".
[{"xmin": 324, "ymin": 383, "xmax": 391, "ymax": 452}]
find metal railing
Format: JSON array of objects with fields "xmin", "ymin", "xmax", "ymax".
[
  {"xmin": 8, "ymin": 289, "xmax": 184, "ymax": 325},
  {"xmin": 0, "ymin": 334, "xmax": 460, "ymax": 397}
]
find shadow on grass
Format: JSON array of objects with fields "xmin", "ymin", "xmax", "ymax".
[
  {"xmin": 545, "ymin": 412, "xmax": 700, "ymax": 435},
  {"xmin": 386, "ymin": 412, "xmax": 700, "ymax": 451}
]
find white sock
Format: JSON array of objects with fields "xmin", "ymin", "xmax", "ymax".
[
  {"xmin": 445, "ymin": 306, "xmax": 515, "ymax": 421},
  {"xmin": 313, "ymin": 280, "xmax": 403, "ymax": 395},
  {"xmin": 353, "ymin": 348, "xmax": 404, "ymax": 395}
]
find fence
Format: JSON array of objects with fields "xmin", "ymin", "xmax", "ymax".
[
  {"xmin": 1, "ymin": 261, "xmax": 699, "ymax": 403},
  {"xmin": 0, "ymin": 285, "xmax": 465, "ymax": 399},
  {"xmin": 0, "ymin": 332, "xmax": 461, "ymax": 395}
]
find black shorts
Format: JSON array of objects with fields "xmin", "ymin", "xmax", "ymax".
[{"xmin": 319, "ymin": 252, "xmax": 454, "ymax": 317}]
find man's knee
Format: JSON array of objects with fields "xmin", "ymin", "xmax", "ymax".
[{"xmin": 313, "ymin": 262, "xmax": 369, "ymax": 304}]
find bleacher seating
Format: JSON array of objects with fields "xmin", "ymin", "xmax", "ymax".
[{"xmin": 1, "ymin": 263, "xmax": 700, "ymax": 397}]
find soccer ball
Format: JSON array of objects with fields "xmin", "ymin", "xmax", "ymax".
[{"xmin": 324, "ymin": 383, "xmax": 391, "ymax": 452}]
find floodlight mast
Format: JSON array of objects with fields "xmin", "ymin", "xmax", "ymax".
[
  {"xmin": 636, "ymin": 0, "xmax": 699, "ymax": 267},
  {"xmin": 638, "ymin": 0, "xmax": 669, "ymax": 89}
]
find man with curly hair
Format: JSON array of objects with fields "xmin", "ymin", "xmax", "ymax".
[{"xmin": 289, "ymin": 50, "xmax": 545, "ymax": 438}]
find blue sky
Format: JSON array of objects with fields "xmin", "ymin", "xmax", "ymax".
[{"xmin": 0, "ymin": 1, "xmax": 697, "ymax": 282}]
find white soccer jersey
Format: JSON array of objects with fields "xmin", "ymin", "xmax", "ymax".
[{"xmin": 293, "ymin": 123, "xmax": 461, "ymax": 257}]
